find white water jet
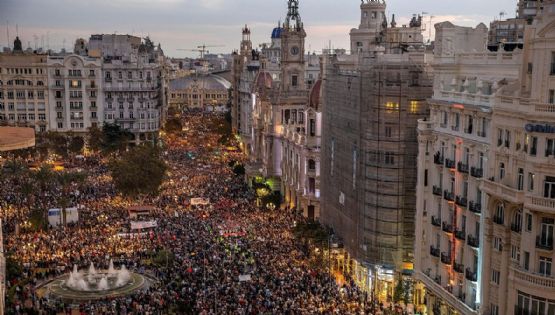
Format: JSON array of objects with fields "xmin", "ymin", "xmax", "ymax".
[
  {"xmin": 98, "ymin": 277, "xmax": 109, "ymax": 290},
  {"xmin": 76, "ymin": 278, "xmax": 89, "ymax": 291},
  {"xmin": 116, "ymin": 265, "xmax": 131, "ymax": 287},
  {"xmin": 88, "ymin": 262, "xmax": 96, "ymax": 275},
  {"xmin": 108, "ymin": 259, "xmax": 116, "ymax": 274}
]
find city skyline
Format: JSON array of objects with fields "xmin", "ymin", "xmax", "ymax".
[{"xmin": 1, "ymin": 0, "xmax": 514, "ymax": 58}]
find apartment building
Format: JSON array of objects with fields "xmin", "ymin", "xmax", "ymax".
[
  {"xmin": 47, "ymin": 54, "xmax": 102, "ymax": 134},
  {"xmin": 415, "ymin": 2, "xmax": 555, "ymax": 314},
  {"xmin": 0, "ymin": 37, "xmax": 49, "ymax": 132},
  {"xmin": 414, "ymin": 21, "xmax": 521, "ymax": 315}
]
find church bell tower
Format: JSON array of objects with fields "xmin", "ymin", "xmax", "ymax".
[{"xmin": 281, "ymin": 0, "xmax": 306, "ymax": 92}]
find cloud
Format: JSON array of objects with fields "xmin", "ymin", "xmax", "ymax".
[{"xmin": 0, "ymin": 0, "xmax": 516, "ymax": 57}]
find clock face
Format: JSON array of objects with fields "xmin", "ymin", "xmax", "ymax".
[{"xmin": 290, "ymin": 46, "xmax": 300, "ymax": 56}]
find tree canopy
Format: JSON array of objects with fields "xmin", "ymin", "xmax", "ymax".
[{"xmin": 109, "ymin": 145, "xmax": 167, "ymax": 199}]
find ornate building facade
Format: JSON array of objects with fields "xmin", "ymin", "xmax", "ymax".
[
  {"xmin": 415, "ymin": 2, "xmax": 555, "ymax": 314},
  {"xmin": 0, "ymin": 37, "xmax": 49, "ymax": 132}
]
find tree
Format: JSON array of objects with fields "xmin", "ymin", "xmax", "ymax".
[
  {"xmin": 109, "ymin": 145, "xmax": 167, "ymax": 199},
  {"xmin": 87, "ymin": 125, "xmax": 104, "ymax": 153},
  {"xmin": 68, "ymin": 136, "xmax": 85, "ymax": 155},
  {"xmin": 102, "ymin": 123, "xmax": 133, "ymax": 154},
  {"xmin": 164, "ymin": 117, "xmax": 183, "ymax": 134},
  {"xmin": 45, "ymin": 132, "xmax": 69, "ymax": 158},
  {"xmin": 393, "ymin": 279, "xmax": 405, "ymax": 303}
]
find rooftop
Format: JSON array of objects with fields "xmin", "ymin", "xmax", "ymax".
[{"xmin": 0, "ymin": 127, "xmax": 35, "ymax": 152}]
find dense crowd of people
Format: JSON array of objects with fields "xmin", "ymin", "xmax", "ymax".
[{"xmin": 1, "ymin": 111, "xmax": 398, "ymax": 314}]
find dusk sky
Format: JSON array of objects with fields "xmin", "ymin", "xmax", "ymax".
[{"xmin": 1, "ymin": 0, "xmax": 516, "ymax": 58}]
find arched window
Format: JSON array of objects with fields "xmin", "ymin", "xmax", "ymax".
[
  {"xmin": 495, "ymin": 204, "xmax": 505, "ymax": 224},
  {"xmin": 308, "ymin": 159, "xmax": 316, "ymax": 170},
  {"xmin": 512, "ymin": 209, "xmax": 522, "ymax": 233}
]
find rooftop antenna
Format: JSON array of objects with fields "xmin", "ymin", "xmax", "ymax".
[
  {"xmin": 16, "ymin": 24, "xmax": 18, "ymax": 37},
  {"xmin": 499, "ymin": 11, "xmax": 507, "ymax": 20},
  {"xmin": 47, "ymin": 31, "xmax": 50, "ymax": 51},
  {"xmin": 33, "ymin": 34, "xmax": 38, "ymax": 50}
]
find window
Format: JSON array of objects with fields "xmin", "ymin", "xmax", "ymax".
[
  {"xmin": 385, "ymin": 152, "xmax": 395, "ymax": 165},
  {"xmin": 291, "ymin": 75, "xmax": 298, "ymax": 87},
  {"xmin": 551, "ymin": 51, "xmax": 555, "ymax": 75},
  {"xmin": 518, "ymin": 168, "xmax": 524, "ymax": 190},
  {"xmin": 505, "ymin": 129, "xmax": 511, "ymax": 148},
  {"xmin": 547, "ymin": 139, "xmax": 555, "ymax": 157},
  {"xmin": 497, "ymin": 129, "xmax": 503, "ymax": 146},
  {"xmin": 493, "ymin": 237, "xmax": 503, "ymax": 251},
  {"xmin": 424, "ymin": 169, "xmax": 428, "ymax": 187},
  {"xmin": 56, "ymin": 112, "xmax": 62, "ymax": 119},
  {"xmin": 490, "ymin": 304, "xmax": 499, "ymax": 315},
  {"xmin": 385, "ymin": 126, "xmax": 392, "ymax": 138},
  {"xmin": 526, "ymin": 213, "xmax": 533, "ymax": 232},
  {"xmin": 550, "ymin": 90, "xmax": 555, "ymax": 104},
  {"xmin": 530, "ymin": 136, "xmax": 538, "ymax": 156},
  {"xmin": 545, "ymin": 176, "xmax": 555, "ymax": 199},
  {"xmin": 514, "ymin": 210, "xmax": 523, "ymax": 232},
  {"xmin": 491, "ymin": 269, "xmax": 500, "ymax": 285},
  {"xmin": 499, "ymin": 163, "xmax": 505, "ymax": 180},
  {"xmin": 495, "ymin": 204, "xmax": 505, "ymax": 224},
  {"xmin": 539, "ymin": 257, "xmax": 552, "ymax": 276},
  {"xmin": 539, "ymin": 218, "xmax": 554, "ymax": 248},
  {"xmin": 529, "ymin": 173, "xmax": 535, "ymax": 191},
  {"xmin": 511, "ymin": 245, "xmax": 520, "ymax": 261},
  {"xmin": 309, "ymin": 119, "xmax": 316, "ymax": 136}
]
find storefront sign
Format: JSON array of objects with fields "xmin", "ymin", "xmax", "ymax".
[{"xmin": 525, "ymin": 123, "xmax": 555, "ymax": 133}]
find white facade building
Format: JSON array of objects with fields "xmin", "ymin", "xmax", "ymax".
[
  {"xmin": 47, "ymin": 54, "xmax": 103, "ymax": 133},
  {"xmin": 415, "ymin": 2, "xmax": 555, "ymax": 313}
]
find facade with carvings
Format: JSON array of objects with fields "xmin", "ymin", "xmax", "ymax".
[
  {"xmin": 415, "ymin": 2, "xmax": 555, "ymax": 314},
  {"xmin": 0, "ymin": 37, "xmax": 49, "ymax": 132},
  {"xmin": 47, "ymin": 54, "xmax": 103, "ymax": 134},
  {"xmin": 414, "ymin": 22, "xmax": 520, "ymax": 315}
]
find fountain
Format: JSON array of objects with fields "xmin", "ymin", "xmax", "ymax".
[
  {"xmin": 64, "ymin": 262, "xmax": 132, "ymax": 292},
  {"xmin": 39, "ymin": 259, "xmax": 152, "ymax": 301}
]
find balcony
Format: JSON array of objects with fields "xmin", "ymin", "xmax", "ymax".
[
  {"xmin": 468, "ymin": 201, "xmax": 481, "ymax": 214},
  {"xmin": 105, "ymin": 77, "xmax": 112, "ymax": 82},
  {"xmin": 431, "ymin": 216, "xmax": 441, "ymax": 227},
  {"xmin": 432, "ymin": 186, "xmax": 443, "ymax": 196},
  {"xmin": 493, "ymin": 215, "xmax": 504, "ymax": 225},
  {"xmin": 525, "ymin": 195, "xmax": 555, "ymax": 215},
  {"xmin": 445, "ymin": 158, "xmax": 456, "ymax": 169},
  {"xmin": 457, "ymin": 162, "xmax": 469, "ymax": 174},
  {"xmin": 454, "ymin": 262, "xmax": 465, "ymax": 274},
  {"xmin": 442, "ymin": 222, "xmax": 454, "ymax": 233},
  {"xmin": 455, "ymin": 229, "xmax": 466, "ymax": 241},
  {"xmin": 465, "ymin": 268, "xmax": 477, "ymax": 282},
  {"xmin": 441, "ymin": 252, "xmax": 452, "ymax": 265},
  {"xmin": 536, "ymin": 236, "xmax": 554, "ymax": 251},
  {"xmin": 482, "ymin": 178, "xmax": 525, "ymax": 204},
  {"xmin": 434, "ymin": 152, "xmax": 444, "ymax": 165},
  {"xmin": 444, "ymin": 190, "xmax": 455, "ymax": 202},
  {"xmin": 470, "ymin": 167, "xmax": 483, "ymax": 178},
  {"xmin": 467, "ymin": 235, "xmax": 480, "ymax": 248},
  {"xmin": 430, "ymin": 246, "xmax": 440, "ymax": 257},
  {"xmin": 511, "ymin": 266, "xmax": 555, "ymax": 289},
  {"xmin": 456, "ymin": 196, "xmax": 468, "ymax": 207}
]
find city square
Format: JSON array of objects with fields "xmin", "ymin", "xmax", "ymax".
[{"xmin": 2, "ymin": 0, "xmax": 555, "ymax": 314}]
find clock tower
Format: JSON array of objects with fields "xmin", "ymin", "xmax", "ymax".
[{"xmin": 280, "ymin": 0, "xmax": 306, "ymax": 92}]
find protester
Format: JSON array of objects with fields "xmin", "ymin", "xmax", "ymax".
[{"xmin": 2, "ymin": 110, "xmax": 381, "ymax": 315}]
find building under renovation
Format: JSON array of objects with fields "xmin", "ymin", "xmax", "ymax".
[{"xmin": 320, "ymin": 0, "xmax": 433, "ymax": 300}]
